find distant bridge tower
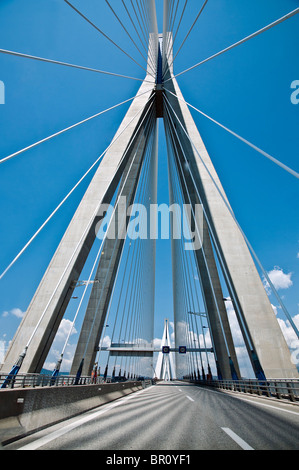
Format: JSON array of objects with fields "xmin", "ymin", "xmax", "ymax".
[
  {"xmin": 154, "ymin": 319, "xmax": 176, "ymax": 380},
  {"xmin": 1, "ymin": 0, "xmax": 297, "ymax": 381}
]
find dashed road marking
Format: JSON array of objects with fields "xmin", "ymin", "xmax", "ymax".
[{"xmin": 221, "ymin": 427, "xmax": 254, "ymax": 450}]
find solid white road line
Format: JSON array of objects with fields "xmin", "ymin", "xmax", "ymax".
[
  {"xmin": 232, "ymin": 395, "xmax": 299, "ymax": 417},
  {"xmin": 17, "ymin": 386, "xmax": 153, "ymax": 451},
  {"xmin": 221, "ymin": 427, "xmax": 254, "ymax": 450},
  {"xmin": 201, "ymin": 386, "xmax": 299, "ymax": 417}
]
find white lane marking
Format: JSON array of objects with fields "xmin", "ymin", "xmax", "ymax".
[
  {"xmin": 201, "ymin": 386, "xmax": 299, "ymax": 417},
  {"xmin": 17, "ymin": 386, "xmax": 153, "ymax": 451},
  {"xmin": 186, "ymin": 395, "xmax": 194, "ymax": 402},
  {"xmin": 231, "ymin": 395, "xmax": 299, "ymax": 417},
  {"xmin": 178, "ymin": 388, "xmax": 182, "ymax": 392},
  {"xmin": 221, "ymin": 427, "xmax": 254, "ymax": 450}
]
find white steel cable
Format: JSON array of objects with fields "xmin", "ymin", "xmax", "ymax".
[
  {"xmin": 170, "ymin": 0, "xmax": 188, "ymax": 51},
  {"xmin": 163, "ymin": 0, "xmax": 209, "ymax": 78},
  {"xmin": 121, "ymin": 0, "xmax": 148, "ymax": 53},
  {"xmin": 0, "ymin": 90, "xmax": 150, "ymax": 165},
  {"xmin": 136, "ymin": 0, "xmax": 151, "ymax": 39},
  {"xmin": 82, "ymin": 107, "xmax": 156, "ymax": 364},
  {"xmin": 0, "ymin": 48, "xmax": 145, "ymax": 82},
  {"xmin": 120, "ymin": 119, "xmax": 156, "ymax": 350},
  {"xmin": 168, "ymin": 0, "xmax": 180, "ymax": 36},
  {"xmin": 140, "ymin": 0, "xmax": 159, "ymax": 69},
  {"xmin": 164, "ymin": 103, "xmax": 231, "ymax": 357},
  {"xmin": 165, "ymin": 103, "xmax": 247, "ymax": 372},
  {"xmin": 162, "ymin": 0, "xmax": 176, "ymax": 75},
  {"xmin": 0, "ymin": 94, "xmax": 155, "ymax": 281},
  {"xmin": 135, "ymin": 0, "xmax": 156, "ymax": 70},
  {"xmin": 163, "ymin": 94, "xmax": 255, "ymax": 352},
  {"xmin": 162, "ymin": 0, "xmax": 179, "ymax": 69},
  {"xmin": 164, "ymin": 94, "xmax": 299, "ymax": 339},
  {"xmin": 82, "ymin": 114, "xmax": 155, "ymax": 361},
  {"xmin": 120, "ymin": 0, "xmax": 156, "ymax": 74},
  {"xmin": 61, "ymin": 237, "xmax": 104, "ymax": 360},
  {"xmin": 165, "ymin": 7, "xmax": 299, "ymax": 82},
  {"xmin": 164, "ymin": 88, "xmax": 299, "ymax": 179},
  {"xmin": 166, "ymin": 128, "xmax": 210, "ymax": 370},
  {"xmin": 23, "ymin": 98, "xmax": 155, "ymax": 351},
  {"xmin": 64, "ymin": 0, "xmax": 150, "ymax": 76},
  {"xmin": 95, "ymin": 111, "xmax": 156, "ymax": 371},
  {"xmin": 107, "ymin": 115, "xmax": 155, "ymax": 354},
  {"xmin": 104, "ymin": 0, "xmax": 156, "ymax": 77},
  {"xmin": 130, "ymin": 0, "xmax": 149, "ymax": 50},
  {"xmin": 58, "ymin": 111, "xmax": 155, "ymax": 363}
]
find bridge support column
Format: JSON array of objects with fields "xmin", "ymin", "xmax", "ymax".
[{"xmin": 1, "ymin": 74, "xmax": 156, "ymax": 374}]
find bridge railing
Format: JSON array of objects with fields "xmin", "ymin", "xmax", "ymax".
[
  {"xmin": 191, "ymin": 378, "xmax": 299, "ymax": 403},
  {"xmin": 0, "ymin": 372, "xmax": 155, "ymax": 389},
  {"xmin": 0, "ymin": 372, "xmax": 107, "ymax": 389}
]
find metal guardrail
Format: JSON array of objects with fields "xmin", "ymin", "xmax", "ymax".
[
  {"xmin": 0, "ymin": 372, "xmax": 105, "ymax": 389},
  {"xmin": 0, "ymin": 372, "xmax": 156, "ymax": 389},
  {"xmin": 191, "ymin": 378, "xmax": 299, "ymax": 403}
]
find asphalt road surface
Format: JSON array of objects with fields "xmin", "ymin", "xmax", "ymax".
[{"xmin": 3, "ymin": 381, "xmax": 299, "ymax": 451}]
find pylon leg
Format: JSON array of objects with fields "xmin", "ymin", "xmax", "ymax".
[
  {"xmin": 1, "ymin": 76, "xmax": 155, "ymax": 374},
  {"xmin": 163, "ymin": 65, "xmax": 297, "ymax": 379}
]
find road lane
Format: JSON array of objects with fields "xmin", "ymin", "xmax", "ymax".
[
  {"xmin": 3, "ymin": 381, "xmax": 299, "ymax": 450},
  {"xmin": 174, "ymin": 382, "xmax": 299, "ymax": 450}
]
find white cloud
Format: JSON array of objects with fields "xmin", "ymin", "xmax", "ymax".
[
  {"xmin": 0, "ymin": 340, "xmax": 6, "ymax": 364},
  {"xmin": 44, "ymin": 344, "xmax": 76, "ymax": 373},
  {"xmin": 99, "ymin": 335, "xmax": 111, "ymax": 348},
  {"xmin": 2, "ymin": 307, "xmax": 25, "ymax": 318},
  {"xmin": 271, "ymin": 303, "xmax": 278, "ymax": 316},
  {"xmin": 43, "ymin": 319, "xmax": 77, "ymax": 372},
  {"xmin": 169, "ymin": 321, "xmax": 175, "ymax": 346},
  {"xmin": 263, "ymin": 266, "xmax": 293, "ymax": 294},
  {"xmin": 226, "ymin": 302, "xmax": 246, "ymax": 347},
  {"xmin": 54, "ymin": 318, "xmax": 77, "ymax": 342},
  {"xmin": 153, "ymin": 337, "xmax": 162, "ymax": 349},
  {"xmin": 276, "ymin": 314, "xmax": 299, "ymax": 349},
  {"xmin": 275, "ymin": 314, "xmax": 299, "ymax": 368}
]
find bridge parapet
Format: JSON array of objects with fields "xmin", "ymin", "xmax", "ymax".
[
  {"xmin": 189, "ymin": 378, "xmax": 299, "ymax": 403},
  {"xmin": 0, "ymin": 379, "xmax": 148, "ymax": 445}
]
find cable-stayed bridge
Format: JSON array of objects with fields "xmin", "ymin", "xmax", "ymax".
[{"xmin": 0, "ymin": 0, "xmax": 298, "ymax": 450}]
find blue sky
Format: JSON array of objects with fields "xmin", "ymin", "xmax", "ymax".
[{"xmin": 0, "ymin": 0, "xmax": 298, "ymax": 375}]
